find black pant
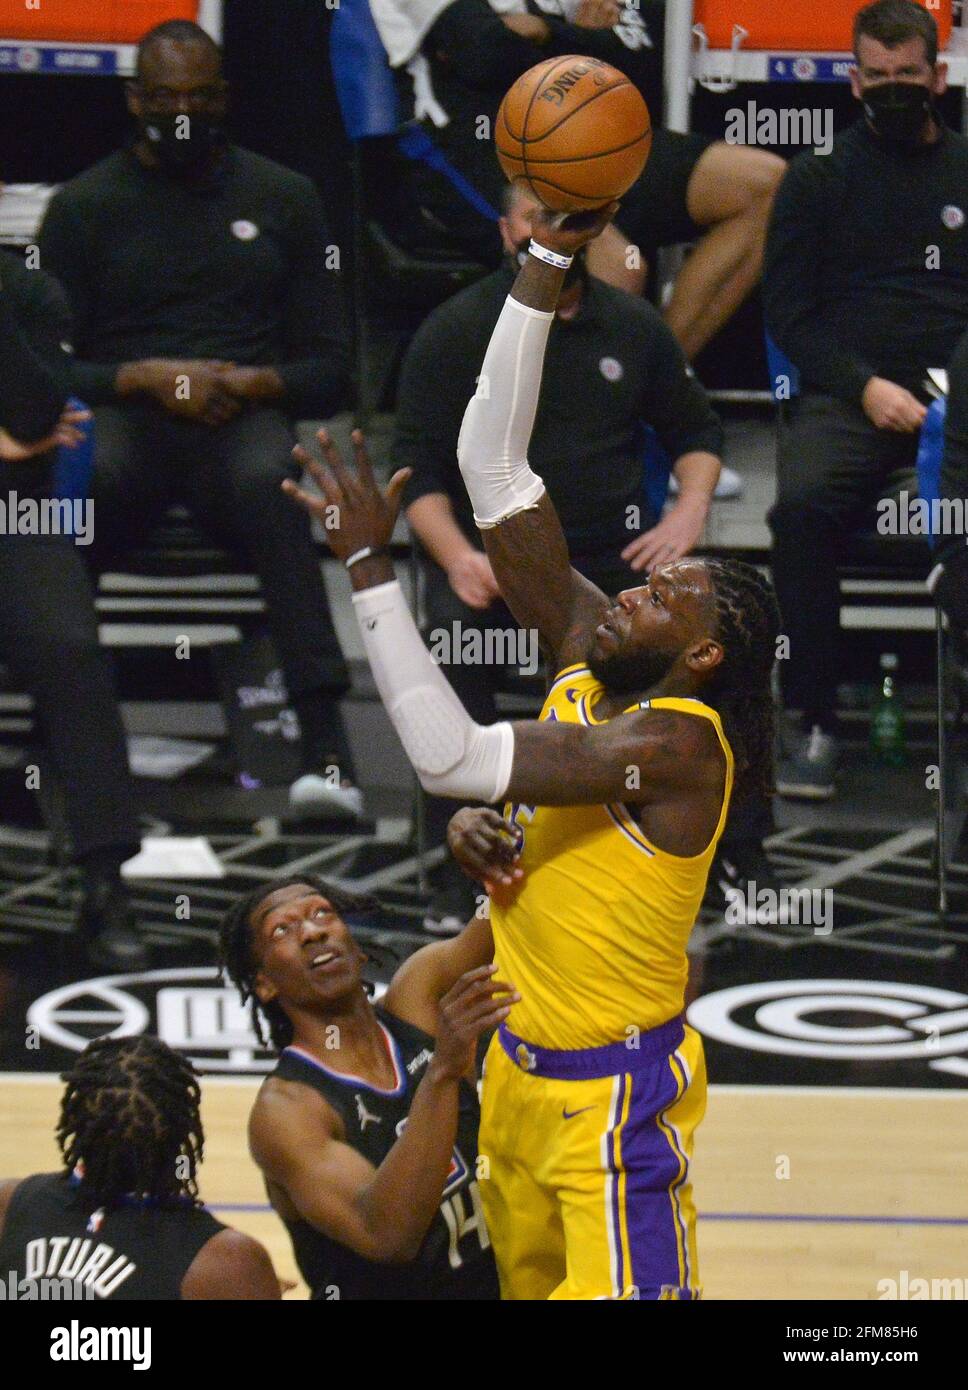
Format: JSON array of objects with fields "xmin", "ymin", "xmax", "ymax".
[
  {"xmin": 87, "ymin": 403, "xmax": 350, "ymax": 702},
  {"xmin": 0, "ymin": 533, "xmax": 139, "ymax": 862},
  {"xmin": 768, "ymin": 392, "xmax": 920, "ymax": 727}
]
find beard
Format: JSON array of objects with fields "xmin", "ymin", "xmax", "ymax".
[{"xmin": 586, "ymin": 636, "xmax": 678, "ymax": 696}]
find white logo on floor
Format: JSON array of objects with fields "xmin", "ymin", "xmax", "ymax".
[
  {"xmin": 687, "ymin": 980, "xmax": 968, "ymax": 1077},
  {"xmin": 27, "ymin": 968, "xmax": 387, "ymax": 1075}
]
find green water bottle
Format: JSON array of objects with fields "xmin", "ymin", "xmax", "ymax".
[{"xmin": 869, "ymin": 653, "xmax": 907, "ymax": 766}]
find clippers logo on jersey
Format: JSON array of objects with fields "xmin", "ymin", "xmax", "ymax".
[
  {"xmin": 395, "ymin": 1118, "xmax": 469, "ymax": 1198},
  {"xmin": 942, "ymin": 204, "xmax": 965, "ymax": 230}
]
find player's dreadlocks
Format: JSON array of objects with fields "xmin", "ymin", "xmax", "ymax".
[
  {"xmin": 219, "ymin": 875, "xmax": 381, "ymax": 1052},
  {"xmin": 702, "ymin": 558, "xmax": 781, "ymax": 806},
  {"xmin": 57, "ymin": 1035, "xmax": 204, "ymax": 1212}
]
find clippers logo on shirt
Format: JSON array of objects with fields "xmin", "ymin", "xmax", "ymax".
[
  {"xmin": 394, "ymin": 1118, "xmax": 469, "ymax": 1198},
  {"xmin": 942, "ymin": 205, "xmax": 965, "ymax": 231},
  {"xmin": 231, "ymin": 219, "xmax": 260, "ymax": 241}
]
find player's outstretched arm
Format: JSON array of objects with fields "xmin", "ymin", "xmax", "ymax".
[
  {"xmin": 456, "ymin": 202, "xmax": 620, "ymax": 668},
  {"xmin": 249, "ymin": 968, "xmax": 517, "ymax": 1265}
]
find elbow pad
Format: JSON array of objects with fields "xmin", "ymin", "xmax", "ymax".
[{"xmin": 352, "ymin": 581, "xmax": 515, "ymax": 802}]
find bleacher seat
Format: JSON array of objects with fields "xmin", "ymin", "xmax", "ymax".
[{"xmin": 330, "ymin": 0, "xmax": 492, "ymax": 422}]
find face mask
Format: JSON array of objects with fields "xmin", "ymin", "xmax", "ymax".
[
  {"xmin": 514, "ymin": 238, "xmax": 586, "ymax": 290},
  {"xmin": 861, "ymin": 80, "xmax": 935, "ymax": 147},
  {"xmin": 139, "ymin": 112, "xmax": 223, "ymax": 172}
]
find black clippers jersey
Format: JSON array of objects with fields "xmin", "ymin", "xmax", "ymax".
[
  {"xmin": 271, "ymin": 1007, "xmax": 499, "ymax": 1300},
  {"xmin": 0, "ymin": 1172, "xmax": 225, "ymax": 1299}
]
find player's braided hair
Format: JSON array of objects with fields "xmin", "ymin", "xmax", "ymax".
[
  {"xmin": 57, "ymin": 1035, "xmax": 204, "ymax": 1212},
  {"xmin": 702, "ymin": 559, "xmax": 781, "ymax": 806},
  {"xmin": 218, "ymin": 876, "xmax": 380, "ymax": 1053}
]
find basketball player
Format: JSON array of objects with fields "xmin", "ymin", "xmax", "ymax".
[
  {"xmin": 219, "ymin": 873, "xmax": 513, "ymax": 1299},
  {"xmin": 0, "ymin": 1035, "xmax": 280, "ymax": 1299},
  {"xmin": 283, "ymin": 200, "xmax": 779, "ymax": 1299}
]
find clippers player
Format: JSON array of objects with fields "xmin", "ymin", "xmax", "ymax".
[
  {"xmin": 283, "ymin": 203, "xmax": 779, "ymax": 1298},
  {"xmin": 219, "ymin": 873, "xmax": 515, "ymax": 1299},
  {"xmin": 0, "ymin": 1035, "xmax": 280, "ymax": 1299}
]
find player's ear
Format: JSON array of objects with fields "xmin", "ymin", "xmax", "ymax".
[
  {"xmin": 253, "ymin": 971, "xmax": 278, "ymax": 1005},
  {"xmin": 125, "ymin": 80, "xmax": 142, "ymax": 117},
  {"xmin": 686, "ymin": 637, "xmax": 723, "ymax": 674}
]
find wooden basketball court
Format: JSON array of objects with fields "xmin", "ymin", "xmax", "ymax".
[{"xmin": 2, "ymin": 1075, "xmax": 964, "ymax": 1299}]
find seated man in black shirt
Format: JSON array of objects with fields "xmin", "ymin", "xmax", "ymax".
[
  {"xmin": 0, "ymin": 242, "xmax": 144, "ymax": 969},
  {"xmin": 394, "ymin": 179, "xmax": 723, "ymax": 928},
  {"xmin": 764, "ymin": 0, "xmax": 968, "ymax": 800},
  {"xmin": 0, "ymin": 1035, "xmax": 280, "ymax": 1299},
  {"xmin": 378, "ymin": 0, "xmax": 784, "ymax": 359},
  {"xmin": 38, "ymin": 20, "xmax": 360, "ymax": 818}
]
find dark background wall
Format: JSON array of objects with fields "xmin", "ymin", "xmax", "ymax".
[{"xmin": 1, "ymin": 11, "xmax": 963, "ymax": 390}]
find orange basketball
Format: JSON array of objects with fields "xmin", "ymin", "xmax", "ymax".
[{"xmin": 495, "ymin": 56, "xmax": 652, "ymax": 213}]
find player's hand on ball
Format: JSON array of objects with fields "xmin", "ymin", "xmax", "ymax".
[
  {"xmin": 430, "ymin": 965, "xmax": 521, "ymax": 1080},
  {"xmin": 529, "ymin": 199, "xmax": 621, "ymax": 256},
  {"xmin": 447, "ymin": 807, "xmax": 524, "ymax": 891},
  {"xmin": 283, "ymin": 428, "xmax": 412, "ymax": 562},
  {"xmin": 861, "ymin": 377, "xmax": 928, "ymax": 433}
]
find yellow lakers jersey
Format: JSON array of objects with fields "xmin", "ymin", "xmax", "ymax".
[{"xmin": 489, "ymin": 664, "xmax": 734, "ymax": 1050}]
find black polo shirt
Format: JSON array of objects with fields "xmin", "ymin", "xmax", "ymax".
[
  {"xmin": 764, "ymin": 117, "xmax": 968, "ymax": 405},
  {"xmin": 393, "ymin": 264, "xmax": 723, "ymax": 556},
  {"xmin": 37, "ymin": 144, "xmax": 349, "ymax": 417}
]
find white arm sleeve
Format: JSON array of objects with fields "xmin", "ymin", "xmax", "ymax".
[
  {"xmin": 351, "ymin": 580, "xmax": 515, "ymax": 802},
  {"xmin": 456, "ymin": 294, "xmax": 553, "ymax": 528}
]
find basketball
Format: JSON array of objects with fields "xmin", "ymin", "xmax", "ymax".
[{"xmin": 495, "ymin": 56, "xmax": 652, "ymax": 213}]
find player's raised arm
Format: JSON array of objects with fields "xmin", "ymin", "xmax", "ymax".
[
  {"xmin": 455, "ymin": 202, "xmax": 620, "ymax": 668},
  {"xmin": 282, "ymin": 433, "xmax": 725, "ymax": 814}
]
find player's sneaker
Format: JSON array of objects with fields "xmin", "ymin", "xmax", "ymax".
[
  {"xmin": 776, "ymin": 726, "xmax": 839, "ymax": 800},
  {"xmin": 289, "ymin": 774, "xmax": 364, "ymax": 819},
  {"xmin": 78, "ymin": 882, "xmax": 149, "ymax": 971},
  {"xmin": 423, "ymin": 869, "xmax": 479, "ymax": 937},
  {"xmin": 706, "ymin": 844, "xmax": 792, "ymax": 926}
]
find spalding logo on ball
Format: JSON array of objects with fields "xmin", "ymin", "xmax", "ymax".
[{"xmin": 496, "ymin": 56, "xmax": 652, "ymax": 213}]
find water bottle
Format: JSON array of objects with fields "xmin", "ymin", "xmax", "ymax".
[{"xmin": 869, "ymin": 653, "xmax": 907, "ymax": 766}]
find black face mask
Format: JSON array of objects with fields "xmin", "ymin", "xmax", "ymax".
[
  {"xmin": 514, "ymin": 238, "xmax": 587, "ymax": 291},
  {"xmin": 139, "ymin": 112, "xmax": 224, "ymax": 172},
  {"xmin": 861, "ymin": 81, "xmax": 936, "ymax": 148}
]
